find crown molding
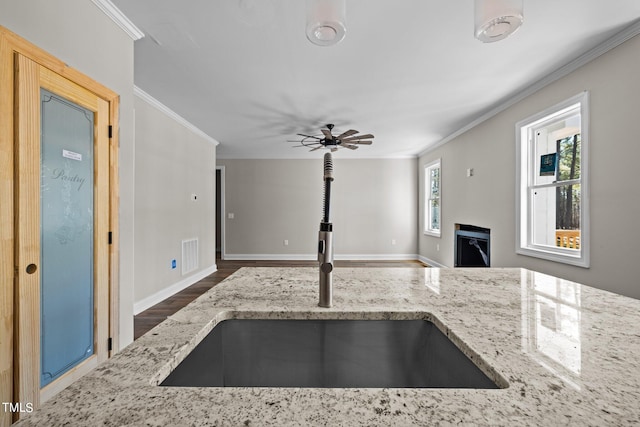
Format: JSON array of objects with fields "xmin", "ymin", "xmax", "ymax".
[
  {"xmin": 417, "ymin": 19, "xmax": 640, "ymax": 158},
  {"xmin": 90, "ymin": 0, "xmax": 145, "ymax": 40},
  {"xmin": 134, "ymin": 86, "xmax": 220, "ymax": 146}
]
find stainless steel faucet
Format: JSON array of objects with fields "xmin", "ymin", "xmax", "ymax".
[{"xmin": 318, "ymin": 152, "xmax": 334, "ymax": 308}]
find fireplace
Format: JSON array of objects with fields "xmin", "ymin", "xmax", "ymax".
[{"xmin": 455, "ymin": 224, "xmax": 490, "ymax": 267}]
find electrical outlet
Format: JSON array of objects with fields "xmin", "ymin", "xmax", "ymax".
[
  {"xmin": 283, "ymin": 239, "xmax": 289, "ymax": 246},
  {"xmin": 228, "ymin": 213, "xmax": 234, "ymax": 219},
  {"xmin": 391, "ymin": 239, "xmax": 396, "ymax": 245},
  {"xmin": 436, "ymin": 244, "xmax": 440, "ymax": 251}
]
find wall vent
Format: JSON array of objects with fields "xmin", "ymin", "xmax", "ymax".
[{"xmin": 182, "ymin": 238, "xmax": 199, "ymax": 275}]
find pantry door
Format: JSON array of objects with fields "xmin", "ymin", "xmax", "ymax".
[{"xmin": 14, "ymin": 53, "xmax": 110, "ymax": 407}]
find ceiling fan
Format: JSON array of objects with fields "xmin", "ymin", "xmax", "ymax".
[{"xmin": 290, "ymin": 124, "xmax": 374, "ymax": 152}]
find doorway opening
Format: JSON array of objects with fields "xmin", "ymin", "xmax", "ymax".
[{"xmin": 216, "ymin": 166, "xmax": 225, "ymax": 261}]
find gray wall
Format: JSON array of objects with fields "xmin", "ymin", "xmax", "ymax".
[
  {"xmin": 133, "ymin": 96, "xmax": 216, "ymax": 306},
  {"xmin": 1, "ymin": 0, "xmax": 136, "ymax": 348},
  {"xmin": 219, "ymin": 158, "xmax": 418, "ymax": 258},
  {"xmin": 419, "ymin": 34, "xmax": 640, "ymax": 299}
]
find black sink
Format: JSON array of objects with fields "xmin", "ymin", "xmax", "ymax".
[{"xmin": 160, "ymin": 319, "xmax": 501, "ymax": 389}]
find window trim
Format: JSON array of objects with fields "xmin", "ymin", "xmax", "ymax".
[
  {"xmin": 515, "ymin": 92, "xmax": 590, "ymax": 267},
  {"xmin": 424, "ymin": 158, "xmax": 441, "ymax": 237}
]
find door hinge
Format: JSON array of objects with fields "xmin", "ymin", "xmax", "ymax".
[
  {"xmin": 108, "ymin": 337, "xmax": 113, "ymax": 351},
  {"xmin": 108, "ymin": 231, "xmax": 112, "ymax": 245},
  {"xmin": 108, "ymin": 125, "xmax": 113, "ymax": 138}
]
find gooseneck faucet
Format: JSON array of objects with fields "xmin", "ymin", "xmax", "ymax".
[{"xmin": 318, "ymin": 152, "xmax": 334, "ymax": 308}]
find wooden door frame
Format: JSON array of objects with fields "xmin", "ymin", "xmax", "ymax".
[{"xmin": 0, "ymin": 26, "xmax": 120, "ymax": 424}]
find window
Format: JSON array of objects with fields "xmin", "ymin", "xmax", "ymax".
[
  {"xmin": 516, "ymin": 92, "xmax": 589, "ymax": 267},
  {"xmin": 424, "ymin": 159, "xmax": 441, "ymax": 236}
]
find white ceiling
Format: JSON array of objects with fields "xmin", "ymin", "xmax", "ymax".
[{"xmin": 111, "ymin": 0, "xmax": 640, "ymax": 159}]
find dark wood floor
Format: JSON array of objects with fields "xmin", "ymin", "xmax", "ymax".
[{"xmin": 133, "ymin": 255, "xmax": 426, "ymax": 340}]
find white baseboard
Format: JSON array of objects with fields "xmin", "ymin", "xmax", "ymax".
[
  {"xmin": 133, "ymin": 256, "xmax": 447, "ymax": 315},
  {"xmin": 223, "ymin": 253, "xmax": 317, "ymax": 261},
  {"xmin": 133, "ymin": 264, "xmax": 217, "ymax": 315},
  {"xmin": 418, "ymin": 255, "xmax": 448, "ymax": 268},
  {"xmin": 222, "ymin": 253, "xmax": 448, "ymax": 267},
  {"xmin": 223, "ymin": 253, "xmax": 422, "ymax": 261},
  {"xmin": 336, "ymin": 253, "xmax": 420, "ymax": 261}
]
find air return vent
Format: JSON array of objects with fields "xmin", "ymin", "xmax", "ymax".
[{"xmin": 182, "ymin": 238, "xmax": 199, "ymax": 275}]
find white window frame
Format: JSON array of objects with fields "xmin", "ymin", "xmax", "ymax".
[
  {"xmin": 424, "ymin": 158, "xmax": 441, "ymax": 237},
  {"xmin": 515, "ymin": 92, "xmax": 589, "ymax": 267}
]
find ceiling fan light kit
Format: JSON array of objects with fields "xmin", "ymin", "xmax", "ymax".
[
  {"xmin": 474, "ymin": 0, "xmax": 524, "ymax": 43},
  {"xmin": 306, "ymin": 0, "xmax": 346, "ymax": 46}
]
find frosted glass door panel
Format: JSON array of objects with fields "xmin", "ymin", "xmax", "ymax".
[{"xmin": 40, "ymin": 89, "xmax": 94, "ymax": 387}]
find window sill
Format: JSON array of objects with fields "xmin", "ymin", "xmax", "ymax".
[
  {"xmin": 516, "ymin": 246, "xmax": 589, "ymax": 268},
  {"xmin": 424, "ymin": 231, "xmax": 441, "ymax": 238}
]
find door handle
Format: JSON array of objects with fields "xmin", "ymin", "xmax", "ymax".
[{"xmin": 26, "ymin": 264, "xmax": 37, "ymax": 274}]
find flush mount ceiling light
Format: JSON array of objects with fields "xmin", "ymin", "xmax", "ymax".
[
  {"xmin": 475, "ymin": 0, "xmax": 523, "ymax": 43},
  {"xmin": 306, "ymin": 0, "xmax": 346, "ymax": 46}
]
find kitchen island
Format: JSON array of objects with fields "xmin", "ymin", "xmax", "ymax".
[{"xmin": 16, "ymin": 267, "xmax": 640, "ymax": 426}]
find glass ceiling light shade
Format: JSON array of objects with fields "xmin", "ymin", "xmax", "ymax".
[
  {"xmin": 474, "ymin": 0, "xmax": 523, "ymax": 43},
  {"xmin": 306, "ymin": 0, "xmax": 346, "ymax": 46}
]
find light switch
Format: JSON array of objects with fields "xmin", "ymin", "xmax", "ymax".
[{"xmin": 228, "ymin": 213, "xmax": 235, "ymax": 219}]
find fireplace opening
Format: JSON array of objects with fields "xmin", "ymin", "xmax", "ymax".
[{"xmin": 455, "ymin": 224, "xmax": 490, "ymax": 267}]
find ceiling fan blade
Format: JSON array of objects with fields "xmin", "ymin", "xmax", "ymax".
[
  {"xmin": 343, "ymin": 143, "xmax": 359, "ymax": 150},
  {"xmin": 297, "ymin": 133, "xmax": 322, "ymax": 140},
  {"xmin": 352, "ymin": 140, "xmax": 373, "ymax": 145},
  {"xmin": 321, "ymin": 128, "xmax": 333, "ymax": 140},
  {"xmin": 341, "ymin": 133, "xmax": 374, "ymax": 142},
  {"xmin": 310, "ymin": 145, "xmax": 324, "ymax": 152},
  {"xmin": 336, "ymin": 129, "xmax": 358, "ymax": 139}
]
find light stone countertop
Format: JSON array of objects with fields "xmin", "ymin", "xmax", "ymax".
[{"xmin": 16, "ymin": 267, "xmax": 640, "ymax": 426}]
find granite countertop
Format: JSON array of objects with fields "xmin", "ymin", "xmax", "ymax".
[{"xmin": 17, "ymin": 267, "xmax": 640, "ymax": 426}]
